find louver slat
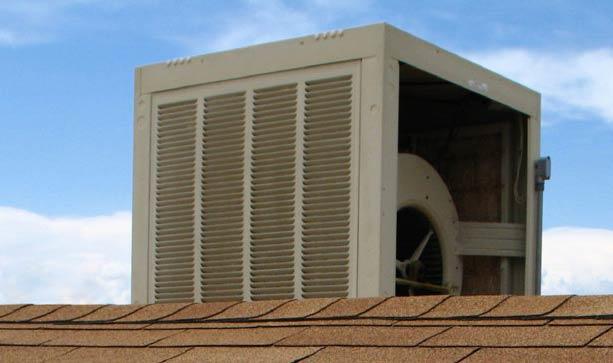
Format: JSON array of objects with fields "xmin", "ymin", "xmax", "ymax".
[
  {"xmin": 154, "ymin": 100, "xmax": 197, "ymax": 303},
  {"xmin": 301, "ymin": 75, "xmax": 353, "ymax": 298},
  {"xmin": 250, "ymin": 84, "xmax": 297, "ymax": 300},
  {"xmin": 201, "ymin": 92, "xmax": 246, "ymax": 302}
]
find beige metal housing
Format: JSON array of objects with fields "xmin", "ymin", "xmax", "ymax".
[{"xmin": 132, "ymin": 23, "xmax": 541, "ymax": 304}]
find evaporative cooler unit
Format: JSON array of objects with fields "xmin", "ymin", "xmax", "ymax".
[{"xmin": 131, "ymin": 24, "xmax": 549, "ymax": 304}]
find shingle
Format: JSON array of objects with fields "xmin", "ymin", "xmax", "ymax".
[
  {"xmin": 548, "ymin": 296, "xmax": 613, "ymax": 317},
  {"xmin": 0, "ymin": 323, "xmax": 45, "ymax": 329},
  {"xmin": 423, "ymin": 326, "xmax": 608, "ymax": 347},
  {"xmin": 0, "ymin": 346, "xmax": 73, "ymax": 362},
  {"xmin": 589, "ymin": 327, "xmax": 613, "ymax": 346},
  {"xmin": 0, "ymin": 305, "xmax": 64, "ymax": 322},
  {"xmin": 309, "ymin": 297, "xmax": 386, "ymax": 319},
  {"xmin": 0, "ymin": 329, "xmax": 65, "ymax": 345},
  {"xmin": 75, "ymin": 305, "xmax": 144, "ymax": 322},
  {"xmin": 115, "ymin": 303, "xmax": 192, "ymax": 322},
  {"xmin": 250, "ymin": 318, "xmax": 396, "ymax": 327},
  {"xmin": 484, "ymin": 295, "xmax": 569, "ymax": 317},
  {"xmin": 43, "ymin": 329, "xmax": 178, "ymax": 347},
  {"xmin": 466, "ymin": 347, "xmax": 613, "ymax": 362},
  {"xmin": 48, "ymin": 347, "xmax": 188, "ymax": 363},
  {"xmin": 422, "ymin": 295, "xmax": 508, "ymax": 318},
  {"xmin": 277, "ymin": 326, "xmax": 445, "ymax": 347},
  {"xmin": 162, "ymin": 301, "xmax": 238, "ymax": 321},
  {"xmin": 33, "ymin": 305, "xmax": 103, "ymax": 322},
  {"xmin": 304, "ymin": 347, "xmax": 476, "ymax": 362},
  {"xmin": 147, "ymin": 318, "xmax": 396, "ymax": 330},
  {"xmin": 145, "ymin": 322, "xmax": 214, "ymax": 330},
  {"xmin": 208, "ymin": 299, "xmax": 289, "ymax": 320},
  {"xmin": 152, "ymin": 327, "xmax": 304, "ymax": 347},
  {"xmin": 256, "ymin": 298, "xmax": 338, "ymax": 320},
  {"xmin": 168, "ymin": 347, "xmax": 320, "ymax": 362},
  {"xmin": 0, "ymin": 305, "xmax": 27, "ymax": 319},
  {"xmin": 395, "ymin": 319, "xmax": 549, "ymax": 327},
  {"xmin": 360, "ymin": 296, "xmax": 448, "ymax": 318},
  {"xmin": 40, "ymin": 323, "xmax": 149, "ymax": 330},
  {"xmin": 549, "ymin": 319, "xmax": 613, "ymax": 326}
]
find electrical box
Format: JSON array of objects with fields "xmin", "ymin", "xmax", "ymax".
[{"xmin": 132, "ymin": 24, "xmax": 542, "ymax": 304}]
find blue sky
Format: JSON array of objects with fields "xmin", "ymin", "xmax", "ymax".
[{"xmin": 1, "ymin": 1, "xmax": 612, "ymax": 302}]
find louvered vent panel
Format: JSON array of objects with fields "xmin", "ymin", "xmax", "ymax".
[
  {"xmin": 301, "ymin": 75, "xmax": 353, "ymax": 298},
  {"xmin": 249, "ymin": 84, "xmax": 297, "ymax": 300},
  {"xmin": 201, "ymin": 92, "xmax": 246, "ymax": 302},
  {"xmin": 154, "ymin": 100, "xmax": 197, "ymax": 303}
]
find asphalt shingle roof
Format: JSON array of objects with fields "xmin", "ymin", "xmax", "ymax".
[{"xmin": 0, "ymin": 295, "xmax": 611, "ymax": 362}]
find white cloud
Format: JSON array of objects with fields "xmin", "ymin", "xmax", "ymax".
[
  {"xmin": 171, "ymin": 0, "xmax": 373, "ymax": 53},
  {"xmin": 0, "ymin": 1, "xmax": 82, "ymax": 45},
  {"xmin": 467, "ymin": 48, "xmax": 613, "ymax": 124},
  {"xmin": 542, "ymin": 226, "xmax": 613, "ymax": 295},
  {"xmin": 0, "ymin": 29, "xmax": 46, "ymax": 46},
  {"xmin": 0, "ymin": 0, "xmax": 135, "ymax": 46},
  {"xmin": 0, "ymin": 206, "xmax": 131, "ymax": 304}
]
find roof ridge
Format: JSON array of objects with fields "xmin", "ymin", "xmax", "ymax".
[
  {"xmin": 151, "ymin": 303, "xmax": 196, "ymax": 322},
  {"xmin": 1, "ymin": 305, "xmax": 66, "ymax": 323},
  {"xmin": 415, "ymin": 295, "xmax": 452, "ymax": 318},
  {"xmin": 192, "ymin": 301, "xmax": 242, "ymax": 320},
  {"xmin": 205, "ymin": 299, "xmax": 295, "ymax": 322},
  {"xmin": 539, "ymin": 295, "xmax": 575, "ymax": 316},
  {"xmin": 0, "ymin": 305, "xmax": 31, "ymax": 319},
  {"xmin": 302, "ymin": 299, "xmax": 342, "ymax": 319},
  {"xmin": 33, "ymin": 304, "xmax": 110, "ymax": 323},
  {"xmin": 350, "ymin": 297, "xmax": 390, "ymax": 317},
  {"xmin": 477, "ymin": 295, "xmax": 511, "ymax": 317},
  {"xmin": 67, "ymin": 305, "xmax": 109, "ymax": 322},
  {"xmin": 75, "ymin": 304, "xmax": 145, "ymax": 323}
]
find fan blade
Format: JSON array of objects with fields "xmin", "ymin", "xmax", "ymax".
[
  {"xmin": 396, "ymin": 259, "xmax": 409, "ymax": 278},
  {"xmin": 409, "ymin": 229, "xmax": 433, "ymax": 263}
]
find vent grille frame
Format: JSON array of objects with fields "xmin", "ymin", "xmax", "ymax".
[{"xmin": 148, "ymin": 61, "xmax": 361, "ymax": 302}]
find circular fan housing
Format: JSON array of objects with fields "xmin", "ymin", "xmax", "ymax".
[{"xmin": 396, "ymin": 153, "xmax": 462, "ymax": 295}]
